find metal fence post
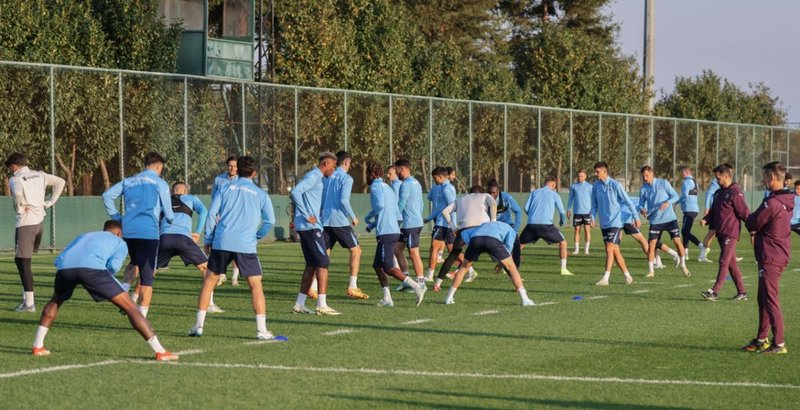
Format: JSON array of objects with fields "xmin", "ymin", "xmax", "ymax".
[
  {"xmin": 183, "ymin": 78, "xmax": 189, "ymax": 183},
  {"xmin": 388, "ymin": 95, "xmax": 393, "ymax": 164},
  {"xmin": 625, "ymin": 116, "xmax": 630, "ymax": 190},
  {"xmin": 537, "ymin": 109, "xmax": 542, "ymax": 189},
  {"xmin": 649, "ymin": 118, "xmax": 654, "ymax": 168},
  {"xmin": 598, "ymin": 113, "xmax": 603, "ymax": 161},
  {"xmin": 428, "ymin": 99, "xmax": 433, "ymax": 177},
  {"xmin": 294, "ymin": 88, "xmax": 299, "ymax": 182},
  {"xmin": 503, "ymin": 104, "xmax": 508, "ymax": 189},
  {"xmin": 468, "ymin": 102, "xmax": 473, "ymax": 185},
  {"xmin": 734, "ymin": 126, "xmax": 739, "ymax": 181},
  {"xmin": 49, "ymin": 66, "xmax": 56, "ymax": 249},
  {"xmin": 343, "ymin": 91, "xmax": 348, "ymax": 151},
  {"xmin": 569, "ymin": 111, "xmax": 573, "ymax": 184},
  {"xmin": 241, "ymin": 82, "xmax": 246, "ymax": 153},
  {"xmin": 695, "ymin": 121, "xmax": 700, "ymax": 178},
  {"xmin": 672, "ymin": 119, "xmax": 677, "ymax": 182}
]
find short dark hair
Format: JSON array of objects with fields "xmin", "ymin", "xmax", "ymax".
[
  {"xmin": 487, "ymin": 179, "xmax": 500, "ymax": 191},
  {"xmin": 794, "ymin": 180, "xmax": 800, "ymax": 187},
  {"xmin": 680, "ymin": 166, "xmax": 692, "ymax": 173},
  {"xmin": 640, "ymin": 165, "xmax": 653, "ymax": 174},
  {"xmin": 237, "ymin": 156, "xmax": 257, "ymax": 177},
  {"xmin": 785, "ymin": 172, "xmax": 793, "ymax": 180},
  {"xmin": 336, "ymin": 150, "xmax": 351, "ymax": 166},
  {"xmin": 144, "ymin": 152, "xmax": 166, "ymax": 167},
  {"xmin": 762, "ymin": 161, "xmax": 786, "ymax": 182},
  {"xmin": 226, "ymin": 155, "xmax": 239, "ymax": 164},
  {"xmin": 4, "ymin": 152, "xmax": 26, "ymax": 168},
  {"xmin": 394, "ymin": 158, "xmax": 411, "ymax": 169},
  {"xmin": 446, "ymin": 166, "xmax": 455, "ymax": 175},
  {"xmin": 576, "ymin": 169, "xmax": 587, "ymax": 175},
  {"xmin": 432, "ymin": 166, "xmax": 448, "ymax": 177},
  {"xmin": 172, "ymin": 181, "xmax": 187, "ymax": 189},
  {"xmin": 594, "ymin": 161, "xmax": 609, "ymax": 171},
  {"xmin": 469, "ymin": 185, "xmax": 484, "ymax": 194},
  {"xmin": 713, "ymin": 163, "xmax": 734, "ymax": 176},
  {"xmin": 544, "ymin": 176, "xmax": 557, "ymax": 185},
  {"xmin": 319, "ymin": 152, "xmax": 337, "ymax": 163},
  {"xmin": 103, "ymin": 220, "xmax": 122, "ymax": 231},
  {"xmin": 367, "ymin": 161, "xmax": 383, "ymax": 180}
]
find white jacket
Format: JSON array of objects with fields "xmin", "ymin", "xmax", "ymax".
[
  {"xmin": 443, "ymin": 193, "xmax": 497, "ymax": 231},
  {"xmin": 9, "ymin": 166, "xmax": 66, "ymax": 227}
]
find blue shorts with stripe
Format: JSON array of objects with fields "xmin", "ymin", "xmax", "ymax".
[
  {"xmin": 54, "ymin": 268, "xmax": 126, "ymax": 303},
  {"xmin": 157, "ymin": 234, "xmax": 208, "ymax": 268},
  {"xmin": 373, "ymin": 234, "xmax": 401, "ymax": 271},
  {"xmin": 602, "ymin": 227, "xmax": 622, "ymax": 245},
  {"xmin": 323, "ymin": 226, "xmax": 359, "ymax": 249},
  {"xmin": 400, "ymin": 227, "xmax": 422, "ymax": 249},
  {"xmin": 208, "ymin": 250, "xmax": 262, "ymax": 277},
  {"xmin": 299, "ymin": 229, "xmax": 330, "ymax": 268}
]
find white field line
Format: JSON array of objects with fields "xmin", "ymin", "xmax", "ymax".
[
  {"xmin": 322, "ymin": 328, "xmax": 355, "ymax": 336},
  {"xmin": 473, "ymin": 310, "xmax": 499, "ymax": 316},
  {"xmin": 534, "ymin": 302, "xmax": 557, "ymax": 306},
  {"xmin": 673, "ymin": 284, "xmax": 693, "ymax": 288},
  {"xmin": 587, "ymin": 295, "xmax": 608, "ymax": 300},
  {"xmin": 403, "ymin": 319, "xmax": 432, "ymax": 325},
  {"xmin": 632, "ymin": 289, "xmax": 651, "ymax": 294},
  {"xmin": 0, "ymin": 360, "xmax": 121, "ymax": 379},
  {"xmin": 173, "ymin": 349, "xmax": 204, "ymax": 356},
  {"xmin": 637, "ymin": 282, "xmax": 667, "ymax": 285}
]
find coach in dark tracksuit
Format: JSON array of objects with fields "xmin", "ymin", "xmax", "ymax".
[
  {"xmin": 742, "ymin": 162, "xmax": 794, "ymax": 354},
  {"xmin": 700, "ymin": 164, "xmax": 749, "ymax": 301}
]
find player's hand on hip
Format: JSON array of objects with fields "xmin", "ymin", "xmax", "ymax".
[
  {"xmin": 634, "ymin": 219, "xmax": 642, "ymax": 229},
  {"xmin": 307, "ymin": 215, "xmax": 317, "ymax": 225},
  {"xmin": 352, "ymin": 217, "xmax": 359, "ymax": 226},
  {"xmin": 191, "ymin": 233, "xmax": 201, "ymax": 243},
  {"xmin": 659, "ymin": 202, "xmax": 670, "ymax": 211}
]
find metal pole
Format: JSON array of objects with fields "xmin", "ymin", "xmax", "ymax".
[
  {"xmin": 569, "ymin": 112, "xmax": 573, "ymax": 184},
  {"xmin": 388, "ymin": 95, "xmax": 393, "ymax": 163},
  {"xmin": 770, "ymin": 128, "xmax": 774, "ymax": 161},
  {"xmin": 643, "ymin": 0, "xmax": 655, "ymax": 110},
  {"xmin": 503, "ymin": 104, "xmax": 508, "ymax": 188},
  {"xmin": 537, "ymin": 109, "xmax": 542, "ymax": 189},
  {"xmin": 751, "ymin": 126, "xmax": 756, "ymax": 198},
  {"xmin": 344, "ymin": 91, "xmax": 348, "ymax": 151},
  {"xmin": 241, "ymin": 83, "xmax": 246, "ymax": 153},
  {"xmin": 294, "ymin": 88, "xmax": 299, "ymax": 182},
  {"xmin": 598, "ymin": 113, "xmax": 603, "ymax": 161},
  {"xmin": 468, "ymin": 102, "xmax": 473, "ymax": 185},
  {"xmin": 787, "ymin": 127, "xmax": 791, "ymax": 167},
  {"xmin": 118, "ymin": 73, "xmax": 124, "ymax": 181},
  {"xmin": 695, "ymin": 122, "xmax": 700, "ymax": 177},
  {"xmin": 49, "ymin": 67, "xmax": 56, "ymax": 249},
  {"xmin": 672, "ymin": 119, "xmax": 677, "ymax": 182},
  {"xmin": 734, "ymin": 126, "xmax": 739, "ymax": 180},
  {"xmin": 649, "ymin": 118, "xmax": 654, "ymax": 167},
  {"xmin": 429, "ymin": 99, "xmax": 433, "ymax": 175},
  {"xmin": 183, "ymin": 78, "xmax": 189, "ymax": 182},
  {"xmin": 715, "ymin": 123, "xmax": 720, "ymax": 166},
  {"xmin": 625, "ymin": 116, "xmax": 630, "ymax": 190}
]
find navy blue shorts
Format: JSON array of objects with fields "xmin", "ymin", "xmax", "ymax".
[
  {"xmin": 373, "ymin": 234, "xmax": 401, "ymax": 271},
  {"xmin": 464, "ymin": 236, "xmax": 511, "ymax": 262},
  {"xmin": 157, "ymin": 234, "xmax": 208, "ymax": 268},
  {"xmin": 572, "ymin": 214, "xmax": 592, "ymax": 227},
  {"xmin": 520, "ymin": 224, "xmax": 565, "ymax": 245},
  {"xmin": 602, "ymin": 227, "xmax": 622, "ymax": 245},
  {"xmin": 54, "ymin": 268, "xmax": 126, "ymax": 303},
  {"xmin": 323, "ymin": 226, "xmax": 359, "ymax": 249},
  {"xmin": 623, "ymin": 223, "xmax": 640, "ymax": 235},
  {"xmin": 123, "ymin": 238, "xmax": 159, "ymax": 286},
  {"xmin": 648, "ymin": 220, "xmax": 681, "ymax": 241},
  {"xmin": 299, "ymin": 229, "xmax": 330, "ymax": 268},
  {"xmin": 432, "ymin": 225, "xmax": 455, "ymax": 244},
  {"xmin": 792, "ymin": 223, "xmax": 800, "ymax": 236},
  {"xmin": 208, "ymin": 250, "xmax": 262, "ymax": 277},
  {"xmin": 400, "ymin": 227, "xmax": 422, "ymax": 249}
]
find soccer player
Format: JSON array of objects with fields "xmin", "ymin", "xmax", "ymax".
[
  {"xmin": 591, "ymin": 161, "xmax": 639, "ymax": 286},
  {"xmin": 424, "ymin": 167, "xmax": 456, "ymax": 281},
  {"xmin": 32, "ymin": 220, "xmax": 177, "ymax": 361},
  {"xmin": 678, "ymin": 166, "xmax": 705, "ymax": 258},
  {"xmin": 622, "ymin": 197, "xmax": 680, "ymax": 268},
  {"xmin": 103, "ymin": 152, "xmax": 173, "ymax": 318},
  {"xmin": 320, "ymin": 151, "xmax": 367, "ymax": 300},
  {"xmin": 742, "ymin": 162, "xmax": 794, "ymax": 354},
  {"xmin": 638, "ymin": 166, "xmax": 690, "ymax": 278},
  {"xmin": 791, "ymin": 180, "xmax": 800, "ymax": 238},
  {"xmin": 698, "ymin": 177, "xmax": 720, "ymax": 263},
  {"xmin": 211, "ymin": 155, "xmax": 240, "ymax": 286},
  {"xmin": 5, "ymin": 152, "xmax": 65, "ymax": 312},
  {"xmin": 567, "ymin": 170, "xmax": 593, "ymax": 255},
  {"xmin": 519, "ymin": 176, "xmax": 573, "ymax": 276},
  {"xmin": 699, "ymin": 164, "xmax": 749, "ymax": 301},
  {"xmin": 364, "ymin": 162, "xmax": 426, "ymax": 307},
  {"xmin": 189, "ymin": 156, "xmax": 276, "ymax": 339},
  {"xmin": 443, "ymin": 221, "xmax": 534, "ymax": 306},
  {"xmin": 291, "ymin": 152, "xmax": 339, "ymax": 315},
  {"xmin": 488, "ymin": 179, "xmax": 522, "ymax": 272},
  {"xmin": 393, "ymin": 159, "xmax": 426, "ymax": 288}
]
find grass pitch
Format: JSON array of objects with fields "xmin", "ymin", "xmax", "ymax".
[{"xmin": 1, "ymin": 232, "xmax": 799, "ymax": 409}]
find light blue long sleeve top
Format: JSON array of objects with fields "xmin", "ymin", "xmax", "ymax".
[
  {"xmin": 425, "ymin": 180, "xmax": 456, "ymax": 226},
  {"xmin": 205, "ymin": 177, "xmax": 275, "ymax": 253},
  {"xmin": 524, "ymin": 186, "xmax": 566, "ymax": 226},
  {"xmin": 461, "ymin": 221, "xmax": 517, "ymax": 254},
  {"xmin": 567, "ymin": 181, "xmax": 593, "ymax": 215},
  {"xmin": 398, "ymin": 176, "xmax": 424, "ymax": 229},
  {"xmin": 496, "ymin": 191, "xmax": 522, "ymax": 231},
  {"xmin": 321, "ymin": 167, "xmax": 356, "ymax": 227},
  {"xmin": 591, "ymin": 177, "xmax": 639, "ymax": 229},
  {"xmin": 291, "ymin": 167, "xmax": 324, "ymax": 231},
  {"xmin": 679, "ymin": 176, "xmax": 700, "ymax": 213},
  {"xmin": 364, "ymin": 178, "xmax": 401, "ymax": 236},
  {"xmin": 705, "ymin": 179, "xmax": 720, "ymax": 212},
  {"xmin": 391, "ymin": 179, "xmax": 402, "ymax": 197},
  {"xmin": 211, "ymin": 172, "xmax": 238, "ymax": 198},
  {"xmin": 103, "ymin": 169, "xmax": 174, "ymax": 240},
  {"xmin": 160, "ymin": 194, "xmax": 208, "ymax": 237},
  {"xmin": 55, "ymin": 231, "xmax": 128, "ymax": 273},
  {"xmin": 792, "ymin": 195, "xmax": 800, "ymax": 225},
  {"xmin": 639, "ymin": 178, "xmax": 680, "ymax": 225}
]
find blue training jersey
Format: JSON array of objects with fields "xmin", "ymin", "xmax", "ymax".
[
  {"xmin": 524, "ymin": 187, "xmax": 566, "ymax": 226},
  {"xmin": 291, "ymin": 167, "xmax": 324, "ymax": 231},
  {"xmin": 639, "ymin": 178, "xmax": 680, "ymax": 225},
  {"xmin": 591, "ymin": 177, "xmax": 639, "ymax": 229},
  {"xmin": 792, "ymin": 195, "xmax": 800, "ymax": 225},
  {"xmin": 205, "ymin": 177, "xmax": 275, "ymax": 254},
  {"xmin": 679, "ymin": 176, "xmax": 700, "ymax": 213},
  {"xmin": 461, "ymin": 221, "xmax": 517, "ymax": 254},
  {"xmin": 103, "ymin": 169, "xmax": 174, "ymax": 240},
  {"xmin": 321, "ymin": 167, "xmax": 357, "ymax": 228},
  {"xmin": 391, "ymin": 179, "xmax": 402, "ymax": 198},
  {"xmin": 426, "ymin": 180, "xmax": 456, "ymax": 227},
  {"xmin": 160, "ymin": 194, "xmax": 208, "ymax": 237},
  {"xmin": 496, "ymin": 191, "xmax": 522, "ymax": 231},
  {"xmin": 398, "ymin": 176, "xmax": 424, "ymax": 229},
  {"xmin": 364, "ymin": 178, "xmax": 401, "ymax": 236},
  {"xmin": 211, "ymin": 172, "xmax": 238, "ymax": 198},
  {"xmin": 567, "ymin": 181, "xmax": 593, "ymax": 215},
  {"xmin": 705, "ymin": 179, "xmax": 720, "ymax": 212},
  {"xmin": 55, "ymin": 231, "xmax": 128, "ymax": 273}
]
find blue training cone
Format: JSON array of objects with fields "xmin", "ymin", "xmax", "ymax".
[
  {"xmin": 274, "ymin": 335, "xmax": 288, "ymax": 342},
  {"xmin": 572, "ymin": 295, "xmax": 584, "ymax": 301}
]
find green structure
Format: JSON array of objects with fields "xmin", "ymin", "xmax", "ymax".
[{"xmin": 159, "ymin": 0, "xmax": 255, "ymax": 80}]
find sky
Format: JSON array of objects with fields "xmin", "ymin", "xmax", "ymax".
[{"xmin": 606, "ymin": 0, "xmax": 800, "ymax": 123}]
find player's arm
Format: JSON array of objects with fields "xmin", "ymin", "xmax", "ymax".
[
  {"xmin": 9, "ymin": 177, "xmax": 24, "ymax": 215},
  {"xmin": 159, "ymin": 180, "xmax": 174, "ymax": 224},
  {"xmin": 637, "ymin": 189, "xmax": 648, "ymax": 215},
  {"xmin": 590, "ymin": 187, "xmax": 598, "ymax": 226},
  {"xmin": 732, "ymin": 192, "xmax": 751, "ymax": 222},
  {"xmin": 290, "ymin": 173, "xmax": 316, "ymax": 221},
  {"xmin": 620, "ymin": 186, "xmax": 640, "ymax": 225},
  {"xmin": 679, "ymin": 179, "xmax": 691, "ymax": 207},
  {"xmin": 745, "ymin": 198, "xmax": 773, "ymax": 234},
  {"xmin": 257, "ymin": 194, "xmax": 276, "ymax": 240},
  {"xmin": 340, "ymin": 176, "xmax": 357, "ymax": 223},
  {"xmin": 487, "ymin": 195, "xmax": 497, "ymax": 221},
  {"xmin": 665, "ymin": 182, "xmax": 680, "ymax": 206},
  {"xmin": 204, "ymin": 194, "xmax": 222, "ymax": 245},
  {"xmin": 442, "ymin": 203, "xmax": 457, "ymax": 231},
  {"xmin": 426, "ymin": 189, "xmax": 451, "ymax": 222},
  {"xmin": 508, "ymin": 195, "xmax": 522, "ymax": 231},
  {"xmin": 555, "ymin": 194, "xmax": 566, "ymax": 226},
  {"xmin": 566, "ymin": 187, "xmax": 574, "ymax": 218},
  {"xmin": 397, "ymin": 183, "xmax": 409, "ymax": 214},
  {"xmin": 191, "ymin": 196, "xmax": 208, "ymax": 234},
  {"xmin": 107, "ymin": 240, "xmax": 129, "ymax": 274},
  {"xmin": 43, "ymin": 173, "xmax": 66, "ymax": 208},
  {"xmin": 102, "ymin": 181, "xmax": 124, "ymax": 220}
]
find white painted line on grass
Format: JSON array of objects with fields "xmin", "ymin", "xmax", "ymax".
[
  {"xmin": 174, "ymin": 349, "xmax": 204, "ymax": 356},
  {"xmin": 534, "ymin": 302, "xmax": 557, "ymax": 306},
  {"xmin": 637, "ymin": 282, "xmax": 667, "ymax": 285},
  {"xmin": 673, "ymin": 284, "xmax": 693, "ymax": 288},
  {"xmin": 473, "ymin": 310, "xmax": 499, "ymax": 316},
  {"xmin": 139, "ymin": 362, "xmax": 800, "ymax": 390},
  {"xmin": 0, "ymin": 360, "xmax": 121, "ymax": 379},
  {"xmin": 587, "ymin": 295, "xmax": 608, "ymax": 300},
  {"xmin": 403, "ymin": 319, "xmax": 432, "ymax": 325},
  {"xmin": 322, "ymin": 328, "xmax": 355, "ymax": 336},
  {"xmin": 632, "ymin": 289, "xmax": 651, "ymax": 294}
]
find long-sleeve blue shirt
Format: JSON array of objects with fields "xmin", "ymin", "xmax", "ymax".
[
  {"xmin": 398, "ymin": 176, "xmax": 424, "ymax": 229},
  {"xmin": 496, "ymin": 192, "xmax": 522, "ymax": 231},
  {"xmin": 461, "ymin": 221, "xmax": 517, "ymax": 254},
  {"xmin": 639, "ymin": 178, "xmax": 680, "ymax": 225},
  {"xmin": 211, "ymin": 172, "xmax": 238, "ymax": 198},
  {"xmin": 364, "ymin": 178, "xmax": 401, "ymax": 236},
  {"xmin": 567, "ymin": 181, "xmax": 593, "ymax": 215},
  {"xmin": 391, "ymin": 179, "xmax": 401, "ymax": 197},
  {"xmin": 792, "ymin": 195, "xmax": 800, "ymax": 225},
  {"xmin": 591, "ymin": 177, "xmax": 639, "ymax": 229},
  {"xmin": 160, "ymin": 194, "xmax": 208, "ymax": 237},
  {"xmin": 679, "ymin": 176, "xmax": 700, "ymax": 213},
  {"xmin": 103, "ymin": 169, "xmax": 174, "ymax": 240},
  {"xmin": 426, "ymin": 180, "xmax": 456, "ymax": 226},
  {"xmin": 205, "ymin": 177, "xmax": 275, "ymax": 253},
  {"xmin": 321, "ymin": 167, "xmax": 356, "ymax": 227},
  {"xmin": 524, "ymin": 187, "xmax": 566, "ymax": 226},
  {"xmin": 291, "ymin": 167, "xmax": 324, "ymax": 231},
  {"xmin": 55, "ymin": 231, "xmax": 128, "ymax": 273},
  {"xmin": 705, "ymin": 179, "xmax": 720, "ymax": 212}
]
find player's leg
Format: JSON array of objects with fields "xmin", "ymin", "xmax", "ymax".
[
  {"xmin": 498, "ymin": 257, "xmax": 534, "ymax": 305},
  {"xmin": 439, "ymin": 231, "xmax": 466, "ymax": 280},
  {"xmin": 699, "ymin": 229, "xmax": 715, "ymax": 262},
  {"xmin": 631, "ymin": 232, "xmax": 649, "ymax": 254},
  {"xmin": 572, "ymin": 224, "xmax": 581, "ymax": 255},
  {"xmin": 132, "ymin": 239, "xmax": 159, "ymax": 317},
  {"xmin": 13, "ymin": 224, "xmax": 41, "ymax": 311},
  {"xmin": 444, "ymin": 263, "xmax": 470, "ymax": 304},
  {"xmin": 384, "ymin": 234, "xmax": 423, "ymax": 305},
  {"xmin": 596, "ymin": 230, "xmax": 616, "ymax": 286},
  {"xmin": 672, "ymin": 235, "xmax": 690, "ymax": 276},
  {"xmin": 646, "ymin": 239, "xmax": 658, "ymax": 276},
  {"xmin": 243, "ymin": 262, "xmax": 272, "ymax": 339},
  {"xmin": 583, "ymin": 223, "xmax": 591, "ymax": 254},
  {"xmin": 704, "ymin": 236, "xmax": 732, "ymax": 300},
  {"xmin": 292, "ymin": 265, "xmax": 316, "ymax": 314},
  {"xmin": 557, "ymin": 240, "xmax": 573, "ymax": 275},
  {"xmin": 727, "ymin": 242, "xmax": 746, "ymax": 295},
  {"xmin": 347, "ymin": 244, "xmax": 366, "ymax": 298},
  {"xmin": 762, "ymin": 264, "xmax": 786, "ymax": 352},
  {"xmin": 612, "ymin": 245, "xmax": 633, "ymax": 284}
]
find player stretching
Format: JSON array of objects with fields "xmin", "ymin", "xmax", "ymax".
[
  {"xmin": 591, "ymin": 162, "xmax": 639, "ymax": 286},
  {"xmin": 622, "ymin": 199, "xmax": 680, "ymax": 268},
  {"xmin": 699, "ymin": 164, "xmax": 749, "ymax": 301},
  {"xmin": 32, "ymin": 220, "xmax": 177, "ymax": 361},
  {"xmin": 189, "ymin": 156, "xmax": 276, "ymax": 339},
  {"xmin": 742, "ymin": 162, "xmax": 794, "ymax": 354},
  {"xmin": 678, "ymin": 166, "xmax": 705, "ymax": 259},
  {"xmin": 211, "ymin": 155, "xmax": 240, "ymax": 286},
  {"xmin": 321, "ymin": 151, "xmax": 368, "ymax": 300},
  {"xmin": 393, "ymin": 159, "xmax": 427, "ymax": 289},
  {"xmin": 103, "ymin": 152, "xmax": 174, "ymax": 318},
  {"xmin": 424, "ymin": 167, "xmax": 456, "ymax": 281},
  {"xmin": 698, "ymin": 178, "xmax": 720, "ymax": 262},
  {"xmin": 5, "ymin": 153, "xmax": 65, "ymax": 312},
  {"xmin": 444, "ymin": 221, "xmax": 534, "ymax": 306},
  {"xmin": 567, "ymin": 170, "xmax": 593, "ymax": 255},
  {"xmin": 520, "ymin": 176, "xmax": 573, "ymax": 276},
  {"xmin": 291, "ymin": 153, "xmax": 339, "ymax": 315},
  {"xmin": 638, "ymin": 166, "xmax": 690, "ymax": 278},
  {"xmin": 488, "ymin": 180, "xmax": 522, "ymax": 272},
  {"xmin": 364, "ymin": 162, "xmax": 426, "ymax": 307}
]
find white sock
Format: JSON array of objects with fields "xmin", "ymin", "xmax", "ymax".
[
  {"xmin": 648, "ymin": 261, "xmax": 655, "ymax": 272},
  {"xmin": 584, "ymin": 243, "xmax": 590, "ymax": 253},
  {"xmin": 438, "ymin": 250, "xmax": 443, "ymax": 259},
  {"xmin": 434, "ymin": 278, "xmax": 443, "ymax": 288},
  {"xmin": 417, "ymin": 276, "xmax": 426, "ymax": 285},
  {"xmin": 209, "ymin": 293, "xmax": 215, "ymax": 307},
  {"xmin": 138, "ymin": 306, "xmax": 149, "ymax": 318},
  {"xmin": 132, "ymin": 293, "xmax": 139, "ymax": 304},
  {"xmin": 147, "ymin": 335, "xmax": 166, "ymax": 354},
  {"xmin": 427, "ymin": 269, "xmax": 434, "ymax": 277},
  {"xmin": 655, "ymin": 255, "xmax": 663, "ymax": 265},
  {"xmin": 317, "ymin": 294, "xmax": 327, "ymax": 308},
  {"xmin": 446, "ymin": 286, "xmax": 457, "ymax": 301},
  {"xmin": 403, "ymin": 277, "xmax": 420, "ymax": 290},
  {"xmin": 348, "ymin": 276, "xmax": 358, "ymax": 289},
  {"xmin": 668, "ymin": 249, "xmax": 678, "ymax": 257},
  {"xmin": 560, "ymin": 259, "xmax": 567, "ymax": 269},
  {"xmin": 255, "ymin": 314, "xmax": 267, "ymax": 334},
  {"xmin": 232, "ymin": 267, "xmax": 240, "ymax": 281},
  {"xmin": 623, "ymin": 271, "xmax": 632, "ymax": 278},
  {"xmin": 310, "ymin": 278, "xmax": 318, "ymax": 292},
  {"xmin": 382, "ymin": 286, "xmax": 391, "ymax": 299},
  {"xmin": 602, "ymin": 271, "xmax": 611, "ymax": 281},
  {"xmin": 195, "ymin": 310, "xmax": 207, "ymax": 329},
  {"xmin": 33, "ymin": 325, "xmax": 48, "ymax": 348},
  {"xmin": 402, "ymin": 271, "xmax": 409, "ymax": 278},
  {"xmin": 574, "ymin": 243, "xmax": 579, "ymax": 252},
  {"xmin": 25, "ymin": 291, "xmax": 34, "ymax": 307},
  {"xmin": 296, "ymin": 293, "xmax": 307, "ymax": 306},
  {"xmin": 698, "ymin": 244, "xmax": 705, "ymax": 251},
  {"xmin": 468, "ymin": 266, "xmax": 475, "ymax": 274},
  {"xmin": 680, "ymin": 256, "xmax": 687, "ymax": 267}
]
